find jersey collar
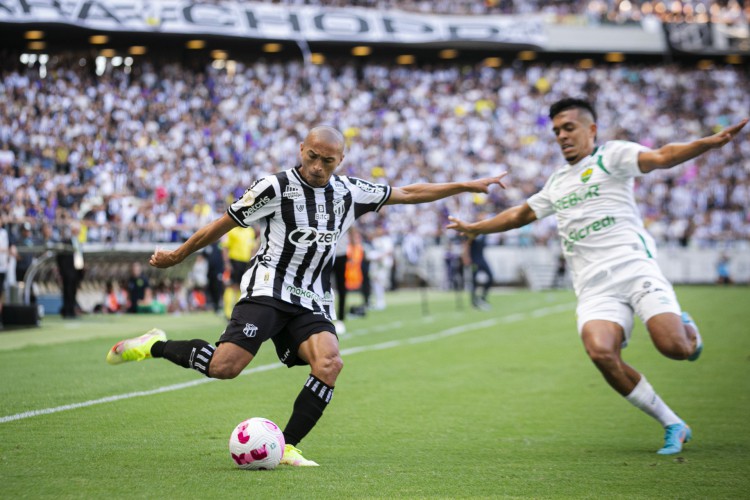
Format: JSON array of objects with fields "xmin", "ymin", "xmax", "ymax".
[
  {"xmin": 291, "ymin": 165, "xmax": 331, "ymax": 189},
  {"xmin": 567, "ymin": 146, "xmax": 599, "ymax": 168}
]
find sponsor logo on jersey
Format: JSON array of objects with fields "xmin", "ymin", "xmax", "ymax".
[
  {"xmin": 241, "ymin": 196, "xmax": 271, "ymax": 221},
  {"xmin": 243, "ymin": 323, "xmax": 258, "ymax": 338},
  {"xmin": 285, "ymin": 285, "xmax": 334, "ymax": 304},
  {"xmin": 354, "ymin": 178, "xmax": 384, "ymax": 195},
  {"xmin": 563, "ymin": 215, "xmax": 616, "ymax": 251},
  {"xmin": 581, "ymin": 167, "xmax": 593, "ymax": 183},
  {"xmin": 315, "ymin": 204, "xmax": 329, "ymax": 221},
  {"xmin": 283, "ymin": 185, "xmax": 303, "ymax": 200},
  {"xmin": 553, "ymin": 184, "xmax": 600, "ymax": 211},
  {"xmin": 288, "ymin": 227, "xmax": 340, "ymax": 247}
]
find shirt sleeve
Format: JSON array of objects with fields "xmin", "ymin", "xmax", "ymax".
[
  {"xmin": 342, "ymin": 176, "xmax": 392, "ymax": 219},
  {"xmin": 227, "ymin": 176, "xmax": 279, "ymax": 227},
  {"xmin": 527, "ymin": 176, "xmax": 555, "ymax": 220},
  {"xmin": 600, "ymin": 140, "xmax": 649, "ymax": 178}
]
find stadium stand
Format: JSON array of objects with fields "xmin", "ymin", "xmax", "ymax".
[
  {"xmin": 0, "ymin": 0, "xmax": 748, "ymax": 317},
  {"xmin": 2, "ymin": 58, "xmax": 747, "ymax": 247}
]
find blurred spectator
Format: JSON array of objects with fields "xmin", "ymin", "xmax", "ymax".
[
  {"xmin": 345, "ymin": 227, "xmax": 370, "ymax": 315},
  {"xmin": 332, "ymin": 231, "xmax": 350, "ymax": 332},
  {"xmin": 464, "ymin": 233, "xmax": 493, "ymax": 310},
  {"xmin": 0, "ymin": 221, "xmax": 13, "ymax": 317},
  {"xmin": 126, "ymin": 262, "xmax": 153, "ymax": 313},
  {"xmin": 95, "ymin": 280, "xmax": 123, "ymax": 314},
  {"xmin": 716, "ymin": 253, "xmax": 732, "ymax": 284},
  {"xmin": 14, "ymin": 222, "xmax": 38, "ymax": 285},
  {"xmin": 368, "ymin": 225, "xmax": 395, "ymax": 310},
  {"xmin": 55, "ymin": 223, "xmax": 84, "ymax": 319},
  {"xmin": 444, "ymin": 232, "xmax": 465, "ymax": 292},
  {"xmin": 202, "ymin": 242, "xmax": 225, "ymax": 314},
  {"xmin": 221, "ymin": 226, "xmax": 257, "ymax": 319}
]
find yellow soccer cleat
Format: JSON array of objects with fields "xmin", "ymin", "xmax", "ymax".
[
  {"xmin": 280, "ymin": 444, "xmax": 319, "ymax": 467},
  {"xmin": 106, "ymin": 328, "xmax": 166, "ymax": 365}
]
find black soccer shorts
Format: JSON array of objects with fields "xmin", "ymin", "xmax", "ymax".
[
  {"xmin": 229, "ymin": 259, "xmax": 248, "ymax": 286},
  {"xmin": 217, "ymin": 296, "xmax": 336, "ymax": 367}
]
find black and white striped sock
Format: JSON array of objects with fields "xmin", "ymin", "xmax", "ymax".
[
  {"xmin": 158, "ymin": 339, "xmax": 215, "ymax": 377},
  {"xmin": 189, "ymin": 343, "xmax": 215, "ymax": 376},
  {"xmin": 304, "ymin": 374, "xmax": 335, "ymax": 403},
  {"xmin": 282, "ymin": 374, "xmax": 335, "ymax": 446}
]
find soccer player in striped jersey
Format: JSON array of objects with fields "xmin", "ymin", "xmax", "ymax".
[
  {"xmin": 448, "ymin": 98, "xmax": 747, "ymax": 455},
  {"xmin": 106, "ymin": 125, "xmax": 506, "ymax": 466}
]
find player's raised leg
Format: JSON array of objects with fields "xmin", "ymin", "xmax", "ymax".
[{"xmin": 106, "ymin": 329, "xmax": 253, "ymax": 379}]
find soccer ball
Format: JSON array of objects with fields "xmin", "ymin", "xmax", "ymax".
[{"xmin": 228, "ymin": 417, "xmax": 285, "ymax": 470}]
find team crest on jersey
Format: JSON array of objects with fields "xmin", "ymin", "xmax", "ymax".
[
  {"xmin": 333, "ymin": 200, "xmax": 345, "ymax": 217},
  {"xmin": 295, "ymin": 203, "xmax": 306, "ymax": 212},
  {"xmin": 315, "ymin": 204, "xmax": 330, "ymax": 221},
  {"xmin": 239, "ymin": 189, "xmax": 255, "ymax": 206},
  {"xmin": 283, "ymin": 185, "xmax": 303, "ymax": 200},
  {"xmin": 581, "ymin": 168, "xmax": 593, "ymax": 183}
]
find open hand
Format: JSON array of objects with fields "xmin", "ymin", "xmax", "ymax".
[
  {"xmin": 464, "ymin": 172, "xmax": 508, "ymax": 193},
  {"xmin": 707, "ymin": 119, "xmax": 748, "ymax": 149},
  {"xmin": 446, "ymin": 215, "xmax": 475, "ymax": 235}
]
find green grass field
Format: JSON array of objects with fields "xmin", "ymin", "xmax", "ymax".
[{"xmin": 1, "ymin": 286, "xmax": 749, "ymax": 499}]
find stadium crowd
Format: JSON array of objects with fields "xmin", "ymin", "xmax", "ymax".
[
  {"xmin": 266, "ymin": 0, "xmax": 749, "ymax": 24},
  {"xmin": 1, "ymin": 54, "xmax": 748, "ymax": 256}
]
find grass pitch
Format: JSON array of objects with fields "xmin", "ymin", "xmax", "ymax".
[{"xmin": 1, "ymin": 286, "xmax": 749, "ymax": 499}]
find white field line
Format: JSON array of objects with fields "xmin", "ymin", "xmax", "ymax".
[{"xmin": 0, "ymin": 302, "xmax": 574, "ymax": 424}]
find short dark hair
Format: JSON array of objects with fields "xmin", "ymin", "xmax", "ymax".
[{"xmin": 549, "ymin": 98, "xmax": 597, "ymax": 123}]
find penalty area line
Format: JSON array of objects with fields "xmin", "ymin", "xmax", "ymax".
[{"xmin": 0, "ymin": 302, "xmax": 574, "ymax": 424}]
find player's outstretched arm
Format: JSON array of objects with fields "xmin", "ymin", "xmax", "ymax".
[
  {"xmin": 384, "ymin": 173, "xmax": 507, "ymax": 205},
  {"xmin": 638, "ymin": 118, "xmax": 748, "ymax": 173},
  {"xmin": 447, "ymin": 202, "xmax": 537, "ymax": 236},
  {"xmin": 149, "ymin": 213, "xmax": 238, "ymax": 268}
]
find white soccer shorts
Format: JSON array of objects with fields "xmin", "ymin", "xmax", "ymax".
[{"xmin": 575, "ymin": 259, "xmax": 682, "ymax": 346}]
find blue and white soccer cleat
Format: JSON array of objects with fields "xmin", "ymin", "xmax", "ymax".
[
  {"xmin": 682, "ymin": 312, "xmax": 703, "ymax": 361},
  {"xmin": 657, "ymin": 422, "xmax": 692, "ymax": 455}
]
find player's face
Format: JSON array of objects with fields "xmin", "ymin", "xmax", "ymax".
[
  {"xmin": 298, "ymin": 136, "xmax": 344, "ymax": 188},
  {"xmin": 551, "ymin": 109, "xmax": 597, "ymax": 164}
]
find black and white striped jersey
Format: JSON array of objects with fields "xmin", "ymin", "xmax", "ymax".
[{"xmin": 227, "ymin": 166, "xmax": 391, "ymax": 320}]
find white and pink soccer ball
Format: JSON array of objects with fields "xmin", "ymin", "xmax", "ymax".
[{"xmin": 228, "ymin": 417, "xmax": 285, "ymax": 470}]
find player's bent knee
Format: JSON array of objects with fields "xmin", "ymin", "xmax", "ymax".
[
  {"xmin": 585, "ymin": 344, "xmax": 620, "ymax": 369},
  {"xmin": 653, "ymin": 337, "xmax": 692, "ymax": 360},
  {"xmin": 208, "ymin": 359, "xmax": 244, "ymax": 379},
  {"xmin": 311, "ymin": 354, "xmax": 343, "ymax": 385}
]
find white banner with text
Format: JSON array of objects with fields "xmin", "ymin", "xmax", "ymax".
[{"xmin": 0, "ymin": 0, "xmax": 546, "ymax": 46}]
